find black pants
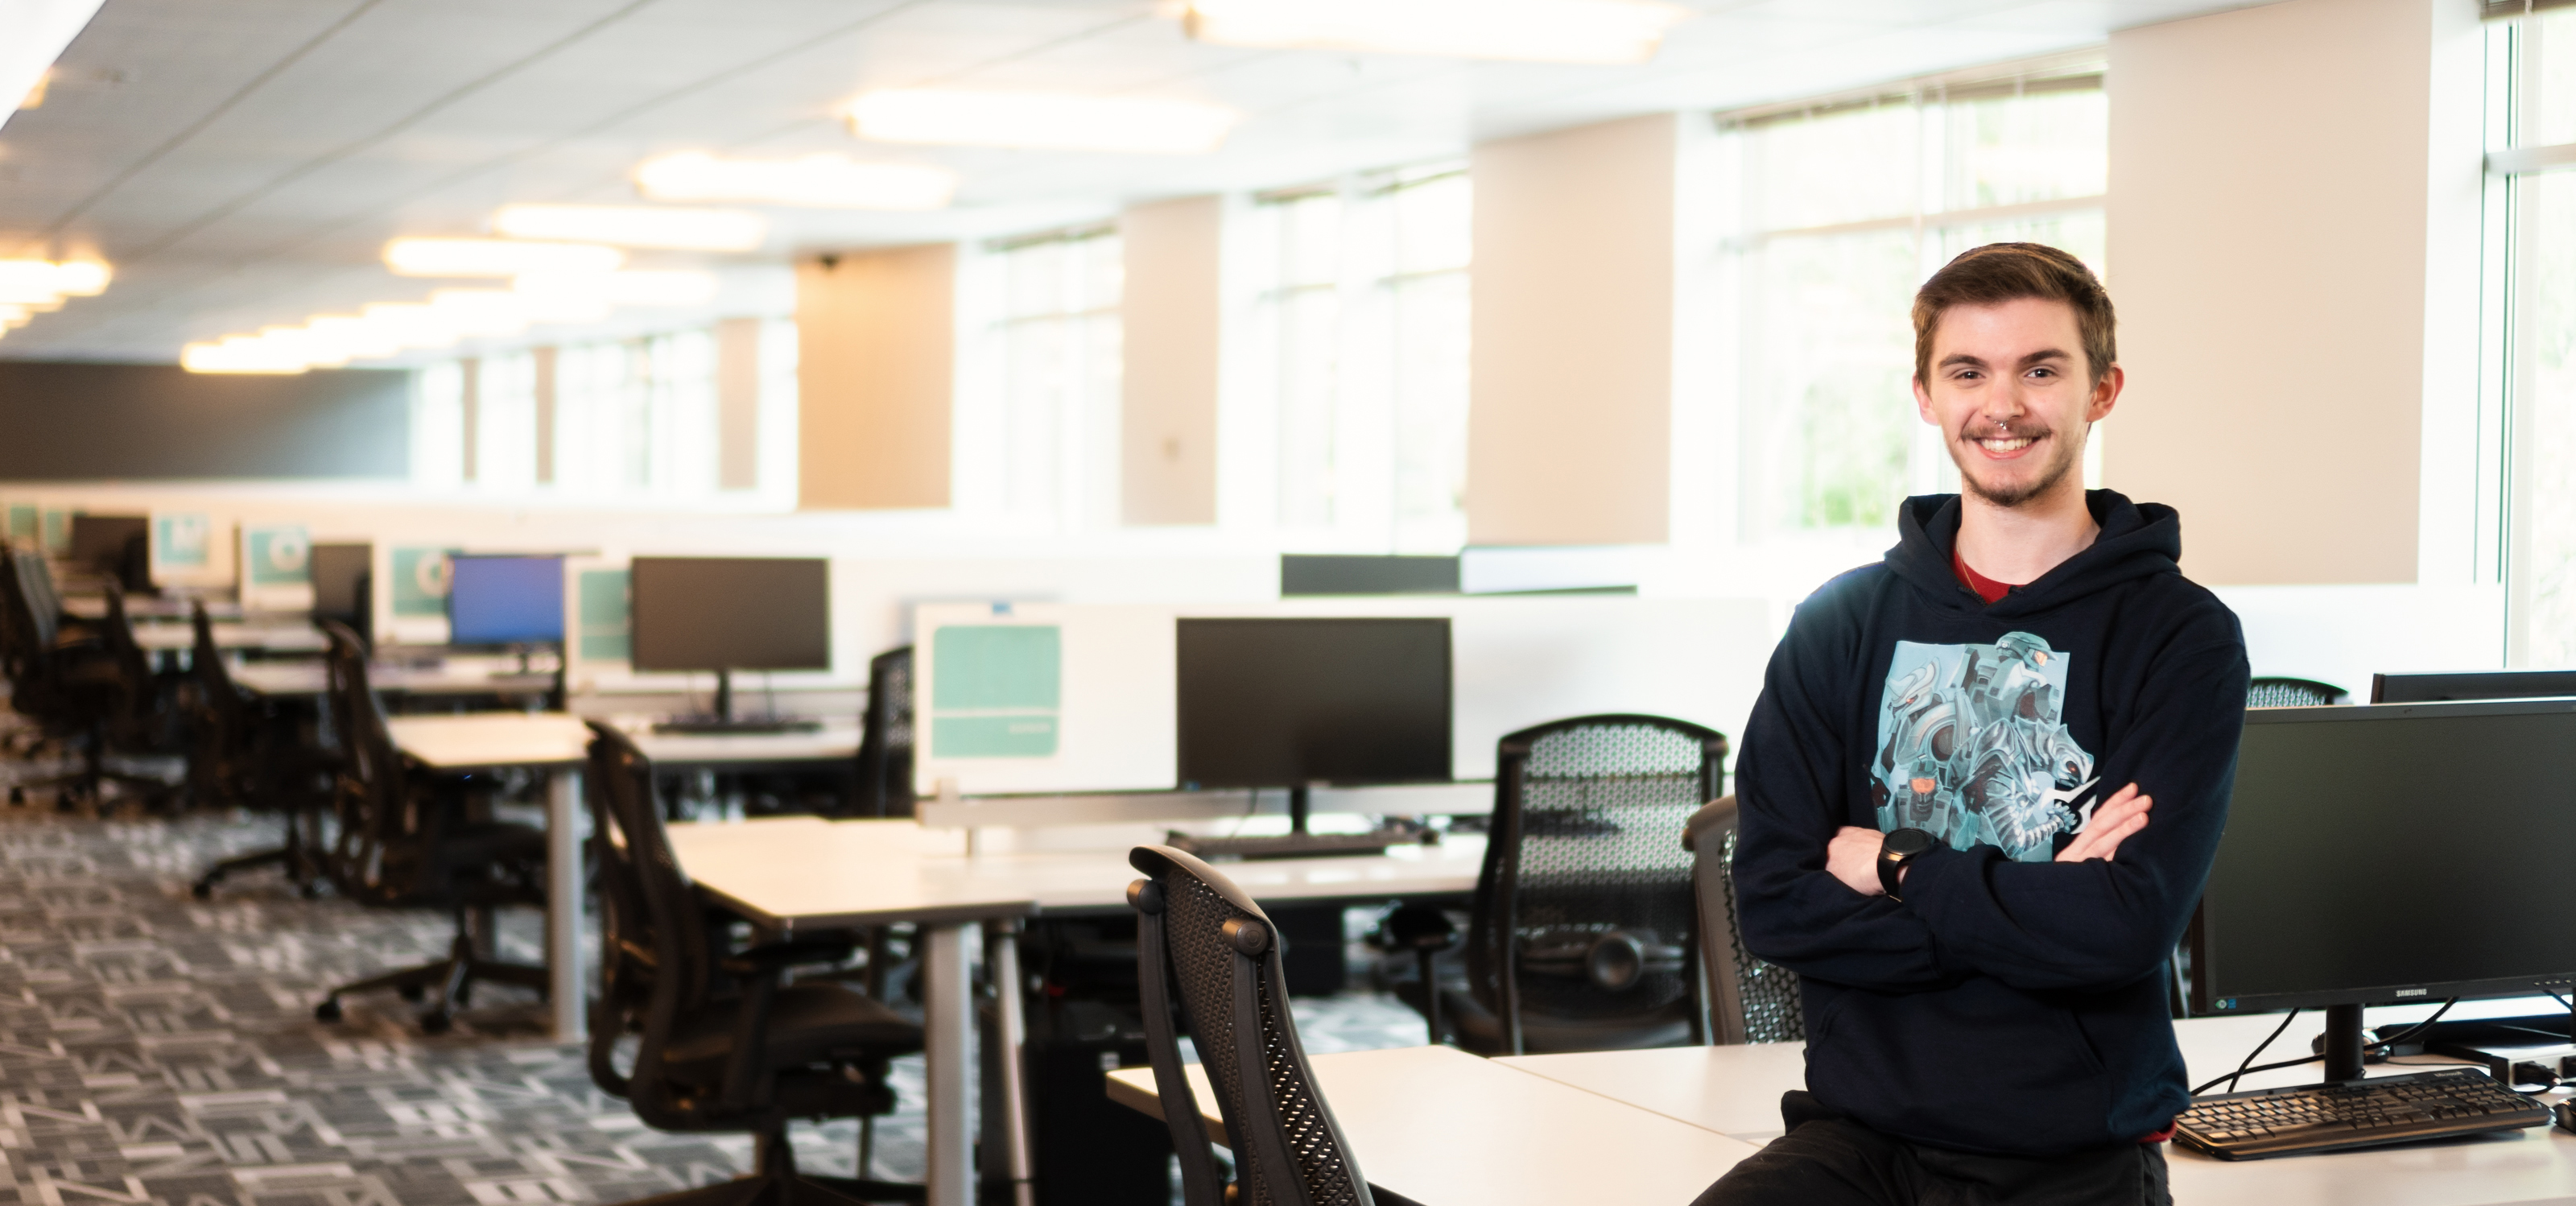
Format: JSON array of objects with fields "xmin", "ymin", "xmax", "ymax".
[{"xmin": 1695, "ymin": 1092, "xmax": 2172, "ymax": 1206}]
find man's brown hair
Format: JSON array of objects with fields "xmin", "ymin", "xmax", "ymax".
[{"xmin": 1911, "ymin": 242, "xmax": 2116, "ymax": 386}]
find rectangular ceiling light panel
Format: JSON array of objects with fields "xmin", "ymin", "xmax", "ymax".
[
  {"xmin": 493, "ymin": 204, "xmax": 766, "ymax": 251},
  {"xmin": 384, "ymin": 237, "xmax": 624, "ymax": 278},
  {"xmin": 844, "ymin": 89, "xmax": 1239, "ymax": 155},
  {"xmin": 1183, "ymin": 0, "xmax": 1688, "ymax": 64},
  {"xmin": 634, "ymin": 152, "xmax": 959, "ymax": 209}
]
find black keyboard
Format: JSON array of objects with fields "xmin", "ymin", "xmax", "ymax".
[
  {"xmin": 651, "ymin": 717, "xmax": 824, "ymax": 735},
  {"xmin": 2174, "ymin": 1067, "xmax": 2549, "ymax": 1159},
  {"xmin": 1166, "ymin": 829, "xmax": 1418, "ymax": 861}
]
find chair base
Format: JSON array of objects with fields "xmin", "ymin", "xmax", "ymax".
[
  {"xmin": 316, "ymin": 927, "xmax": 547, "ymax": 1034},
  {"xmin": 194, "ymin": 810, "xmax": 325, "ymax": 898}
]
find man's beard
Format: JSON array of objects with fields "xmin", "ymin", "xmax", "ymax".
[{"xmin": 1954, "ymin": 423, "xmax": 2087, "ymax": 509}]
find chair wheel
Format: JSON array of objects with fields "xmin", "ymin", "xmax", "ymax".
[
  {"xmin": 192, "ymin": 881, "xmax": 214, "ymax": 900},
  {"xmin": 398, "ymin": 985, "xmax": 426, "ymax": 1002},
  {"xmin": 299, "ymin": 882, "xmax": 324, "ymax": 899},
  {"xmin": 315, "ymin": 998, "xmax": 342, "ymax": 1022},
  {"xmin": 7, "ymin": 787, "xmax": 23, "ymax": 804},
  {"xmin": 419, "ymin": 1013, "xmax": 452, "ymax": 1035}
]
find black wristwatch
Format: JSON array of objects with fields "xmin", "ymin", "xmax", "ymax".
[{"xmin": 1878, "ymin": 828, "xmax": 1937, "ymax": 901}]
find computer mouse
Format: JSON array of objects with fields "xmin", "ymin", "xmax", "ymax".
[{"xmin": 2553, "ymin": 1100, "xmax": 2576, "ymax": 1134}]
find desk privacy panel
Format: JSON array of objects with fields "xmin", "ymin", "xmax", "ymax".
[
  {"xmin": 237, "ymin": 522, "xmax": 312, "ymax": 611},
  {"xmin": 150, "ymin": 511, "xmax": 231, "ymax": 588},
  {"xmin": 910, "ymin": 596, "xmax": 1772, "ymax": 798}
]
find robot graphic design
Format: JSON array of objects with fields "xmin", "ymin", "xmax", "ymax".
[{"xmin": 1871, "ymin": 632, "xmax": 2099, "ymax": 863}]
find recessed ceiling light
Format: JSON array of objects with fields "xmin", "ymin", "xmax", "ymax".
[
  {"xmin": 843, "ymin": 89, "xmax": 1239, "ymax": 155},
  {"xmin": 634, "ymin": 152, "xmax": 959, "ymax": 210},
  {"xmin": 181, "ymin": 337, "xmax": 308, "ymax": 375},
  {"xmin": 302, "ymin": 315, "xmax": 402, "ymax": 361},
  {"xmin": 384, "ymin": 237, "xmax": 623, "ymax": 278},
  {"xmin": 0, "ymin": 258, "xmax": 107, "ymax": 306},
  {"xmin": 493, "ymin": 204, "xmax": 766, "ymax": 252},
  {"xmin": 1182, "ymin": 0, "xmax": 1689, "ymax": 64},
  {"xmin": 360, "ymin": 303, "xmax": 463, "ymax": 350},
  {"xmin": 425, "ymin": 288, "xmax": 535, "ymax": 336}
]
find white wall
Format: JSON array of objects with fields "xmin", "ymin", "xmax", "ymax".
[{"xmin": 1121, "ymin": 196, "xmax": 1223, "ymax": 526}]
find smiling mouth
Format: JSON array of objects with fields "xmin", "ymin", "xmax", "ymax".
[{"xmin": 1974, "ymin": 433, "xmax": 2041, "ymax": 456}]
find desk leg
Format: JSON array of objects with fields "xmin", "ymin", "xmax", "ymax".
[
  {"xmin": 546, "ymin": 767, "xmax": 586, "ymax": 1043},
  {"xmin": 983, "ymin": 919, "xmax": 1035, "ymax": 1206},
  {"xmin": 923, "ymin": 922, "xmax": 972, "ymax": 1206}
]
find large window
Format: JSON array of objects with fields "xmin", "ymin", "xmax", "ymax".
[
  {"xmin": 1709, "ymin": 61, "xmax": 2107, "ymax": 547},
  {"xmin": 1241, "ymin": 163, "xmax": 1472, "ymax": 552},
  {"xmin": 2494, "ymin": 9, "xmax": 2576, "ymax": 665},
  {"xmin": 958, "ymin": 225, "xmax": 1125, "ymax": 528}
]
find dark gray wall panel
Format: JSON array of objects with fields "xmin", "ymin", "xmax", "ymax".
[{"xmin": 0, "ymin": 361, "xmax": 410, "ymax": 480}]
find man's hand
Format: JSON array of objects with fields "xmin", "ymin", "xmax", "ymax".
[
  {"xmin": 1827, "ymin": 826, "xmax": 1887, "ymax": 895},
  {"xmin": 2058, "ymin": 783, "xmax": 2150, "ymax": 863}
]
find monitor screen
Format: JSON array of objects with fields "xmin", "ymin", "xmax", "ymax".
[
  {"xmin": 2371, "ymin": 670, "xmax": 2576, "ymax": 704},
  {"xmin": 447, "ymin": 555, "xmax": 564, "ymax": 646},
  {"xmin": 68, "ymin": 514, "xmax": 147, "ymax": 573},
  {"xmin": 628, "ymin": 557, "xmax": 830, "ymax": 672},
  {"xmin": 2193, "ymin": 700, "xmax": 2576, "ymax": 1014},
  {"xmin": 1174, "ymin": 617, "xmax": 1451, "ymax": 790},
  {"xmin": 309, "ymin": 543, "xmax": 371, "ymax": 621}
]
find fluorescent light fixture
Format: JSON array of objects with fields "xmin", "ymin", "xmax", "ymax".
[
  {"xmin": 259, "ymin": 325, "xmax": 343, "ymax": 369},
  {"xmin": 303, "ymin": 315, "xmax": 402, "ymax": 361},
  {"xmin": 493, "ymin": 204, "xmax": 766, "ymax": 252},
  {"xmin": 0, "ymin": 258, "xmax": 97, "ymax": 306},
  {"xmin": 634, "ymin": 151, "xmax": 958, "ymax": 210},
  {"xmin": 514, "ymin": 270, "xmax": 717, "ymax": 309},
  {"xmin": 182, "ymin": 337, "xmax": 308, "ymax": 375},
  {"xmin": 844, "ymin": 89, "xmax": 1238, "ymax": 155},
  {"xmin": 426, "ymin": 288, "xmax": 534, "ymax": 336},
  {"xmin": 50, "ymin": 260, "xmax": 109, "ymax": 295},
  {"xmin": 384, "ymin": 237, "xmax": 623, "ymax": 278},
  {"xmin": 1182, "ymin": 0, "xmax": 1688, "ymax": 64},
  {"xmin": 360, "ymin": 303, "xmax": 463, "ymax": 350}
]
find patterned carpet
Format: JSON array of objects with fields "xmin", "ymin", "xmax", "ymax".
[{"xmin": 0, "ymin": 754, "xmax": 1429, "ymax": 1206}]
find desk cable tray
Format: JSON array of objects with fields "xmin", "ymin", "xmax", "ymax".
[{"xmin": 2174, "ymin": 1067, "xmax": 2549, "ymax": 1159}]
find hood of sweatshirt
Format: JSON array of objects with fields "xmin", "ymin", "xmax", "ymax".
[{"xmin": 1886, "ymin": 489, "xmax": 2182, "ymax": 620}]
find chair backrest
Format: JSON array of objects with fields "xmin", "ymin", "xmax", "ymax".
[
  {"xmin": 97, "ymin": 584, "xmax": 159, "ymax": 721},
  {"xmin": 1682, "ymin": 796, "xmax": 1806, "ymax": 1046},
  {"xmin": 185, "ymin": 603, "xmax": 256, "ymax": 806},
  {"xmin": 584, "ymin": 721, "xmax": 719, "ymax": 1124},
  {"xmin": 852, "ymin": 645, "xmax": 914, "ymax": 818},
  {"xmin": 1129, "ymin": 845, "xmax": 1372, "ymax": 1206},
  {"xmin": 2247, "ymin": 676, "xmax": 2347, "ymax": 708},
  {"xmin": 318, "ymin": 620, "xmax": 416, "ymax": 900},
  {"xmin": 1468, "ymin": 713, "xmax": 1724, "ymax": 1055}
]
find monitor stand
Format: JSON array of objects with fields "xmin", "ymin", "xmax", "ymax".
[
  {"xmin": 654, "ymin": 667, "xmax": 822, "ymax": 735},
  {"xmin": 1163, "ymin": 786, "xmax": 1426, "ymax": 861},
  {"xmin": 2311, "ymin": 998, "xmax": 2576, "ymax": 1089}
]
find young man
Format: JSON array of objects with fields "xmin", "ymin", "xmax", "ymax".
[{"xmin": 1699, "ymin": 243, "xmax": 2248, "ymax": 1205}]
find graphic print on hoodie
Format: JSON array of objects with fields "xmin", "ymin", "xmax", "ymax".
[{"xmin": 1875, "ymin": 633, "xmax": 2098, "ymax": 862}]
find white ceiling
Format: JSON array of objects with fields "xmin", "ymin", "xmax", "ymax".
[{"xmin": 0, "ymin": 0, "xmax": 2267, "ymax": 364}]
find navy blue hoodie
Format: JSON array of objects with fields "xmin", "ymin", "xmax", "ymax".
[{"xmin": 1733, "ymin": 489, "xmax": 2248, "ymax": 1156}]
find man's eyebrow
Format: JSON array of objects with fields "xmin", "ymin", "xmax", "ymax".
[
  {"xmin": 1937, "ymin": 353, "xmax": 1988, "ymax": 369},
  {"xmin": 2017, "ymin": 349, "xmax": 2073, "ymax": 367}
]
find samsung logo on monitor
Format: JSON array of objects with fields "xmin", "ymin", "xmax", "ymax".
[{"xmin": 2395, "ymin": 988, "xmax": 2429, "ymax": 997}]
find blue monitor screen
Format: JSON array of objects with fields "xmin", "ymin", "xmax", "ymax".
[{"xmin": 448, "ymin": 556, "xmax": 565, "ymax": 646}]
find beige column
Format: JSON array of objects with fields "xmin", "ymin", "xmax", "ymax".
[
  {"xmin": 797, "ymin": 246, "xmax": 956, "ymax": 510},
  {"xmin": 716, "ymin": 317, "xmax": 762, "ymax": 492},
  {"xmin": 1119, "ymin": 196, "xmax": 1223, "ymax": 526}
]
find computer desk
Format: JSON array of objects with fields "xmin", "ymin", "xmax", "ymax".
[
  {"xmin": 380, "ymin": 712, "xmax": 592, "ymax": 1043},
  {"xmin": 60, "ymin": 594, "xmax": 246, "ymax": 622},
  {"xmin": 1104, "ymin": 1045, "xmax": 1761, "ymax": 1206},
  {"xmin": 232, "ymin": 659, "xmax": 559, "ymax": 700},
  {"xmin": 130, "ymin": 620, "xmax": 327, "ymax": 654},
  {"xmin": 1491, "ymin": 1012, "xmax": 2576, "ymax": 1205},
  {"xmin": 662, "ymin": 816, "xmax": 1488, "ymax": 1206}
]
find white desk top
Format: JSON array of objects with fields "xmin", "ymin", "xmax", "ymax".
[
  {"xmin": 1107, "ymin": 1045, "xmax": 1757, "ymax": 1206},
  {"xmin": 61, "ymin": 596, "xmax": 245, "ymax": 621},
  {"xmin": 1496, "ymin": 1014, "xmax": 2576, "ymax": 1206},
  {"xmin": 131, "ymin": 621, "xmax": 327, "ymax": 652},
  {"xmin": 612, "ymin": 717, "xmax": 861, "ymax": 765},
  {"xmin": 386, "ymin": 712, "xmax": 592, "ymax": 769},
  {"xmin": 233, "ymin": 659, "xmax": 559, "ymax": 697},
  {"xmin": 663, "ymin": 818, "xmax": 1486, "ymax": 930}
]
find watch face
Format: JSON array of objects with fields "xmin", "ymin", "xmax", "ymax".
[{"xmin": 1884, "ymin": 828, "xmax": 1938, "ymax": 857}]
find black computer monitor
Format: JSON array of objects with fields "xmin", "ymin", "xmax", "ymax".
[
  {"xmin": 69, "ymin": 514, "xmax": 147, "ymax": 584},
  {"xmin": 309, "ymin": 543, "xmax": 372, "ymax": 642},
  {"xmin": 629, "ymin": 557, "xmax": 831, "ymax": 720},
  {"xmin": 2371, "ymin": 670, "xmax": 2576, "ymax": 704},
  {"xmin": 446, "ymin": 555, "xmax": 564, "ymax": 649},
  {"xmin": 2192, "ymin": 700, "xmax": 2576, "ymax": 1078},
  {"xmin": 1175, "ymin": 617, "xmax": 1451, "ymax": 833}
]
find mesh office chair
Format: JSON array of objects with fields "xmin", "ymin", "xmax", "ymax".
[
  {"xmin": 585, "ymin": 721, "xmax": 925, "ymax": 1206},
  {"xmin": 188, "ymin": 603, "xmax": 334, "ymax": 898},
  {"xmin": 1128, "ymin": 845, "xmax": 1373, "ymax": 1206},
  {"xmin": 0, "ymin": 545, "xmax": 99, "ymax": 773},
  {"xmin": 312, "ymin": 622, "xmax": 550, "ymax": 1033},
  {"xmin": 851, "ymin": 646, "xmax": 914, "ymax": 818},
  {"xmin": 1682, "ymin": 796, "xmax": 1805, "ymax": 1045},
  {"xmin": 1410, "ymin": 714, "xmax": 1720, "ymax": 1055},
  {"xmin": 2247, "ymin": 677, "xmax": 2347, "ymax": 708}
]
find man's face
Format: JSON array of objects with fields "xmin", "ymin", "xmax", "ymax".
[{"xmin": 1912, "ymin": 296, "xmax": 2123, "ymax": 509}]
